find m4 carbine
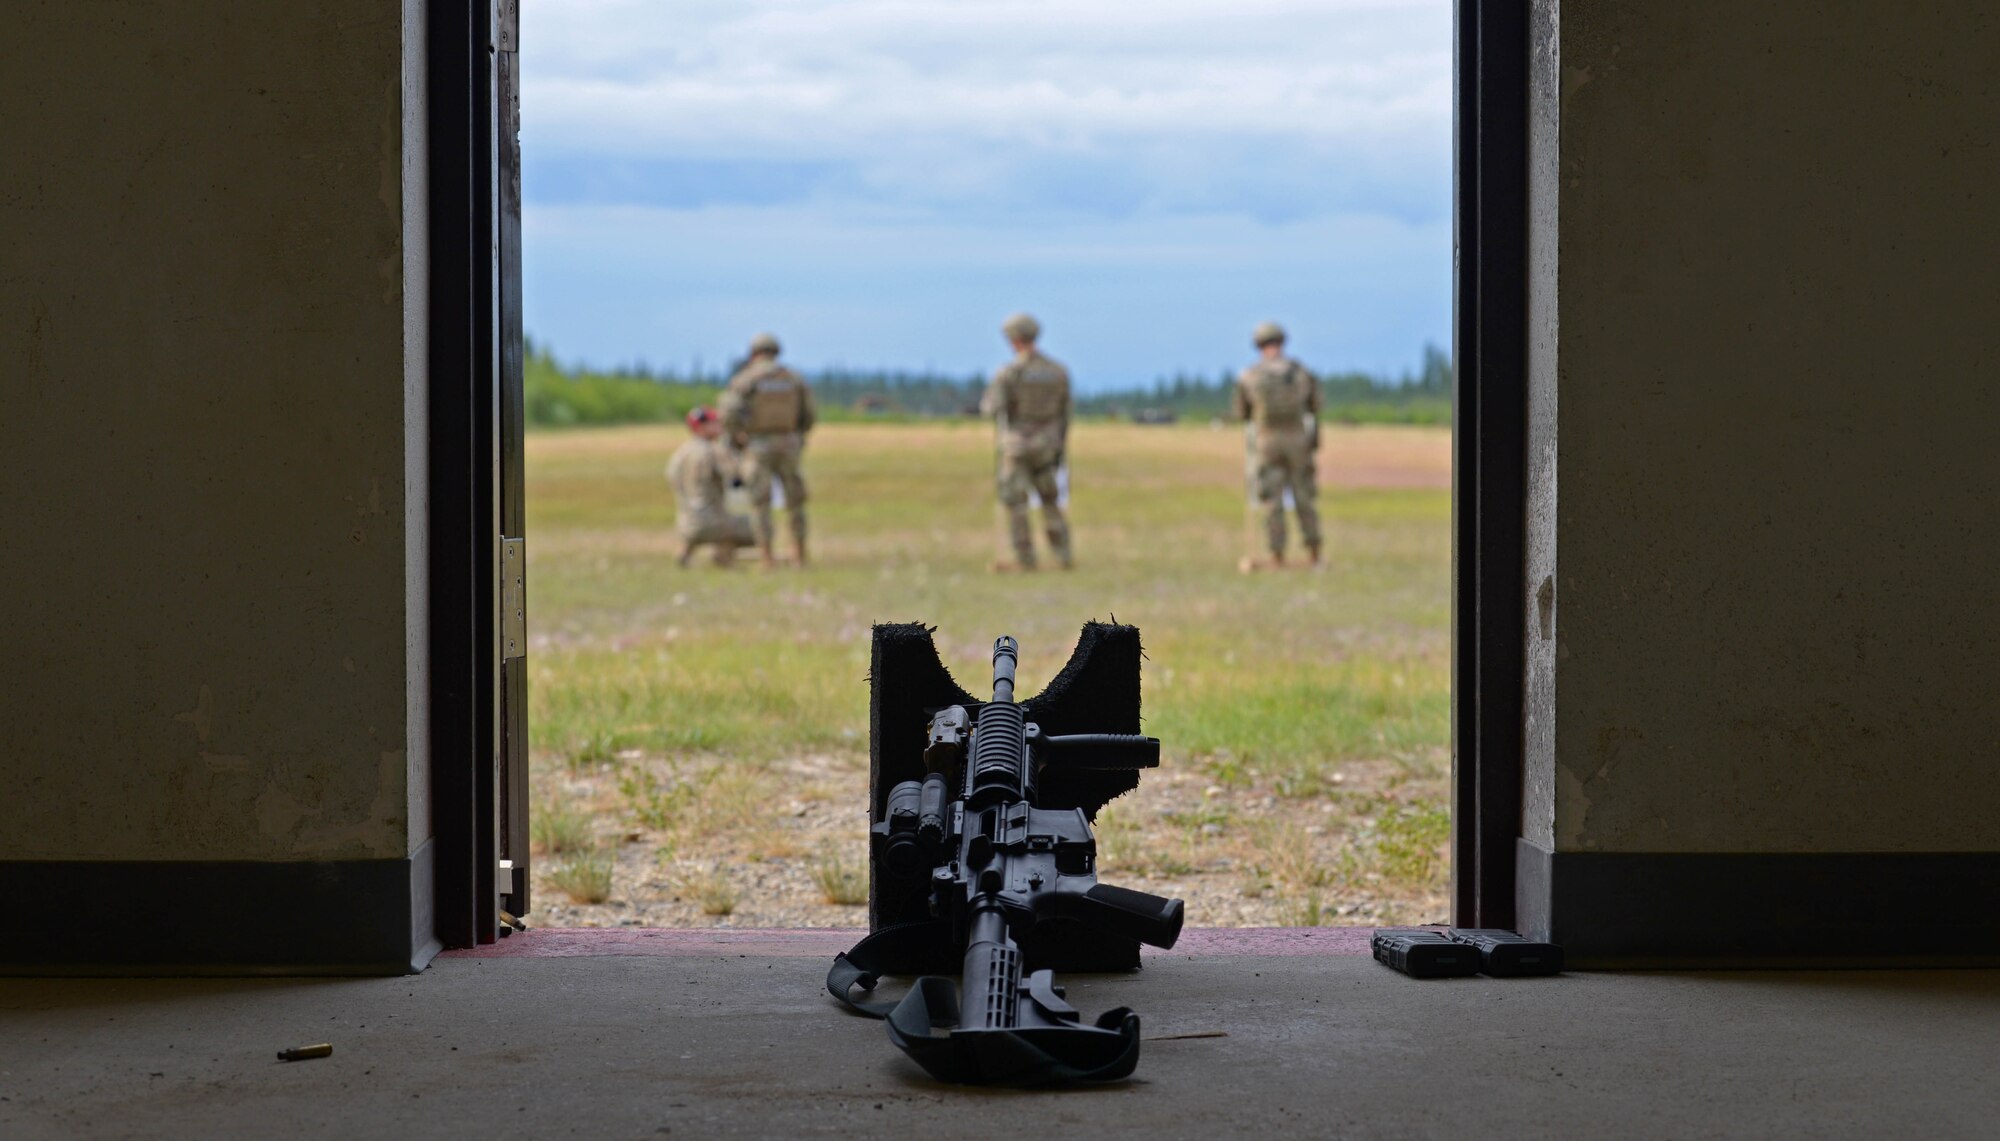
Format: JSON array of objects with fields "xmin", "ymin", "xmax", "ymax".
[{"xmin": 828, "ymin": 635, "xmax": 1185, "ymax": 1085}]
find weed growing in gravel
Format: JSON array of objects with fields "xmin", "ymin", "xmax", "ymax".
[
  {"xmin": 682, "ymin": 863, "xmax": 738, "ymax": 916},
  {"xmin": 547, "ymin": 847, "xmax": 613, "ymax": 904},
  {"xmin": 619, "ymin": 765, "xmax": 720, "ymax": 842},
  {"xmin": 1285, "ymin": 890, "xmax": 1330, "ymax": 927},
  {"xmin": 1372, "ymin": 801, "xmax": 1450, "ymax": 889},
  {"xmin": 531, "ymin": 800, "xmax": 593, "ymax": 854},
  {"xmin": 1094, "ymin": 805, "xmax": 1142, "ymax": 873},
  {"xmin": 809, "ymin": 850, "xmax": 867, "ymax": 905},
  {"xmin": 1263, "ymin": 820, "xmax": 1340, "ymax": 893},
  {"xmin": 566, "ymin": 729, "xmax": 620, "ymax": 773}
]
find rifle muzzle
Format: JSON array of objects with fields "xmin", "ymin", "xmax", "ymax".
[{"xmin": 991, "ymin": 635, "xmax": 1019, "ymax": 703}]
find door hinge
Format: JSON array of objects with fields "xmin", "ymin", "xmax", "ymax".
[
  {"xmin": 494, "ymin": 0, "xmax": 519, "ymax": 53},
  {"xmin": 501, "ymin": 537, "xmax": 526, "ymax": 659}
]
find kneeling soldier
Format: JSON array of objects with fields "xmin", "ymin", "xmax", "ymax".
[
  {"xmin": 719, "ymin": 332, "xmax": 816, "ymax": 569},
  {"xmin": 1233, "ymin": 321, "xmax": 1323, "ymax": 570},
  {"xmin": 666, "ymin": 406, "xmax": 756, "ymax": 568}
]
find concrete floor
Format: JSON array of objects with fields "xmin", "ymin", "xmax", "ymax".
[{"xmin": 2, "ymin": 929, "xmax": 1996, "ymax": 1140}]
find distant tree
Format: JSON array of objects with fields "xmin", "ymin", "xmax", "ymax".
[{"xmin": 522, "ymin": 337, "xmax": 1452, "ymax": 429}]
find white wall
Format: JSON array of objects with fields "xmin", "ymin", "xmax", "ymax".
[
  {"xmin": 0, "ymin": 0, "xmax": 429, "ymax": 862},
  {"xmin": 1525, "ymin": 0, "xmax": 2000, "ymax": 853}
]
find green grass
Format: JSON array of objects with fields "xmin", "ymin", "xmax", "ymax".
[
  {"xmin": 681, "ymin": 863, "xmax": 740, "ymax": 916},
  {"xmin": 524, "ymin": 420, "xmax": 1452, "ymax": 919},
  {"xmin": 545, "ymin": 848, "xmax": 614, "ymax": 905},
  {"xmin": 809, "ymin": 849, "xmax": 868, "ymax": 906},
  {"xmin": 527, "ymin": 421, "xmax": 1448, "ymax": 787},
  {"xmin": 530, "ymin": 800, "xmax": 594, "ymax": 855}
]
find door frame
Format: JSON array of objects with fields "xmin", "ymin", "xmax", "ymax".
[
  {"xmin": 424, "ymin": 0, "xmax": 1533, "ymax": 944},
  {"xmin": 429, "ymin": 0, "xmax": 527, "ymax": 948},
  {"xmin": 1451, "ymin": 0, "xmax": 1530, "ymax": 929}
]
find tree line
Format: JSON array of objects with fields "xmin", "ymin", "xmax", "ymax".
[{"xmin": 524, "ymin": 337, "xmax": 1452, "ymax": 429}]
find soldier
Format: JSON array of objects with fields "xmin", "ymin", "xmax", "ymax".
[
  {"xmin": 981, "ymin": 312, "xmax": 1073, "ymax": 571},
  {"xmin": 718, "ymin": 332, "xmax": 816, "ymax": 569},
  {"xmin": 665, "ymin": 406, "xmax": 757, "ymax": 568},
  {"xmin": 1233, "ymin": 321, "xmax": 1323, "ymax": 571}
]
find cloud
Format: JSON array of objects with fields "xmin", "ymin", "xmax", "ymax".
[
  {"xmin": 517, "ymin": 0, "xmax": 1454, "ymax": 377},
  {"xmin": 522, "ymin": 0, "xmax": 1451, "ymax": 221}
]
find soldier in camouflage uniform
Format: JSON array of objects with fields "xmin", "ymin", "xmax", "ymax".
[
  {"xmin": 981, "ymin": 313, "xmax": 1073, "ymax": 571},
  {"xmin": 1233, "ymin": 321, "xmax": 1323, "ymax": 571},
  {"xmin": 666, "ymin": 407, "xmax": 757, "ymax": 568},
  {"xmin": 719, "ymin": 332, "xmax": 817, "ymax": 569}
]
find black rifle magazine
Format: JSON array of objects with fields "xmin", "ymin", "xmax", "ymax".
[
  {"xmin": 1448, "ymin": 928, "xmax": 1565, "ymax": 976},
  {"xmin": 1371, "ymin": 929, "xmax": 1480, "ymax": 978}
]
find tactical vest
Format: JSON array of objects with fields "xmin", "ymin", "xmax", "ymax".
[
  {"xmin": 747, "ymin": 371, "xmax": 804, "ymax": 434},
  {"xmin": 1251, "ymin": 362, "xmax": 1307, "ymax": 429},
  {"xmin": 1012, "ymin": 359, "xmax": 1067, "ymax": 423}
]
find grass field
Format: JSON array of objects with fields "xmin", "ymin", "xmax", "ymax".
[{"xmin": 524, "ymin": 420, "xmax": 1452, "ymax": 929}]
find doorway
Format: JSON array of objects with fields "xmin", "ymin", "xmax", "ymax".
[{"xmin": 429, "ymin": 0, "xmax": 1528, "ymax": 946}]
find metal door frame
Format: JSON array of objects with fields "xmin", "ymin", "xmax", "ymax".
[
  {"xmin": 425, "ymin": 0, "xmax": 1530, "ymax": 943},
  {"xmin": 1452, "ymin": 0, "xmax": 1530, "ymax": 929},
  {"xmin": 430, "ymin": 0, "xmax": 527, "ymax": 949}
]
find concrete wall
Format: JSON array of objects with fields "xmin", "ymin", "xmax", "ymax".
[
  {"xmin": 1526, "ymin": 0, "xmax": 2000, "ymax": 853},
  {"xmin": 0, "ymin": 1, "xmax": 429, "ymax": 863}
]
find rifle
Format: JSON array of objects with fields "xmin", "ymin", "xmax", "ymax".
[{"xmin": 828, "ymin": 633, "xmax": 1185, "ymax": 1085}]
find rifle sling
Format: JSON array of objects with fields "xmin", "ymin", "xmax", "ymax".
[
  {"xmin": 829, "ymin": 922, "xmax": 1144, "ymax": 1085},
  {"xmin": 826, "ymin": 920, "xmax": 954, "ymax": 1018}
]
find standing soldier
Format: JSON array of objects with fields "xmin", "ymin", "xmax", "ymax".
[
  {"xmin": 981, "ymin": 312, "xmax": 1073, "ymax": 571},
  {"xmin": 666, "ymin": 407, "xmax": 757, "ymax": 568},
  {"xmin": 719, "ymin": 332, "xmax": 816, "ymax": 569},
  {"xmin": 1233, "ymin": 321, "xmax": 1322, "ymax": 571}
]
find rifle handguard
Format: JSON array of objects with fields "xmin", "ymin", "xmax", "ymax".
[{"xmin": 1028, "ymin": 730, "xmax": 1161, "ymax": 770}]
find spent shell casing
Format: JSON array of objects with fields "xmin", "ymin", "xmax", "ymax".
[{"xmin": 277, "ymin": 1043, "xmax": 333, "ymax": 1062}]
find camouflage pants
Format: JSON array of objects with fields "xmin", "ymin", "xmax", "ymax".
[
  {"xmin": 678, "ymin": 512, "xmax": 755, "ymax": 563},
  {"xmin": 996, "ymin": 447, "xmax": 1070, "ymax": 568},
  {"xmin": 1249, "ymin": 429, "xmax": 1320, "ymax": 556},
  {"xmin": 741, "ymin": 433, "xmax": 808, "ymax": 550}
]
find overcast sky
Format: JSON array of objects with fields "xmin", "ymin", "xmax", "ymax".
[{"xmin": 522, "ymin": 0, "xmax": 1452, "ymax": 389}]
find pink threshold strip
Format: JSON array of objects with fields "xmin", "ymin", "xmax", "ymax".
[{"xmin": 442, "ymin": 926, "xmax": 1377, "ymax": 960}]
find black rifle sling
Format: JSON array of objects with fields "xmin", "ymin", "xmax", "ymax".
[{"xmin": 826, "ymin": 920, "xmax": 954, "ymax": 1017}]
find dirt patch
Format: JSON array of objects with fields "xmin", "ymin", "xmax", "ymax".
[
  {"xmin": 1316, "ymin": 426, "xmax": 1452, "ymax": 490},
  {"xmin": 528, "ymin": 747, "xmax": 1449, "ymax": 931}
]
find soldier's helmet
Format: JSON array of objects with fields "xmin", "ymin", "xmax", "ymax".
[
  {"xmin": 1001, "ymin": 313, "xmax": 1041, "ymax": 343},
  {"xmin": 748, "ymin": 332, "xmax": 781, "ymax": 356},
  {"xmin": 1252, "ymin": 321, "xmax": 1287, "ymax": 347}
]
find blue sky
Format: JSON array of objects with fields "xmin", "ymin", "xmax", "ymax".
[{"xmin": 521, "ymin": 0, "xmax": 1452, "ymax": 390}]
